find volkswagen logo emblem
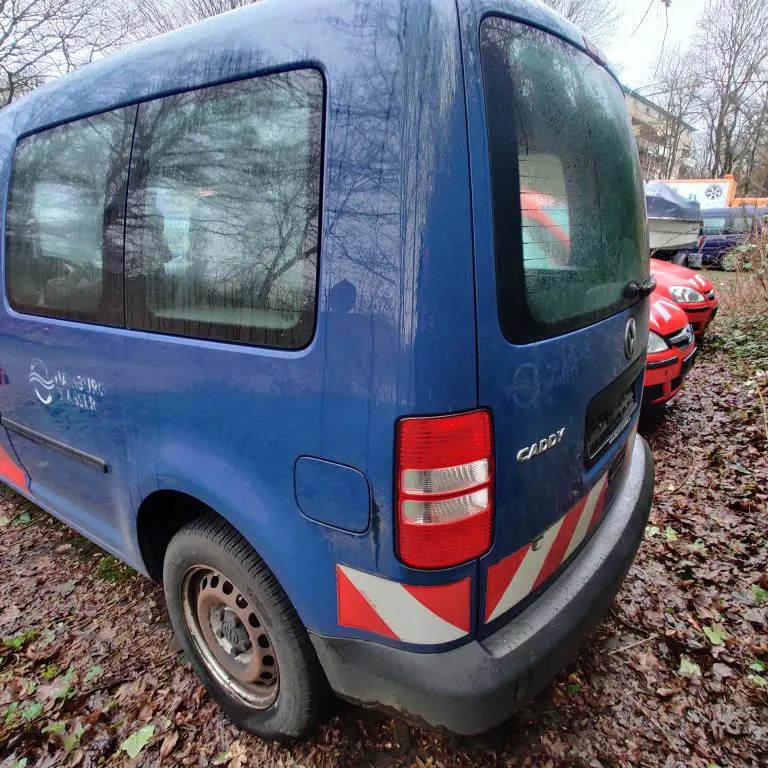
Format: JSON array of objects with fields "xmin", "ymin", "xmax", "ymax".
[{"xmin": 624, "ymin": 317, "xmax": 637, "ymax": 360}]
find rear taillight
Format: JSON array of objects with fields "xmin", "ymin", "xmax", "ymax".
[
  {"xmin": 396, "ymin": 410, "xmax": 493, "ymax": 569},
  {"xmin": 698, "ymin": 235, "xmax": 706, "ymax": 250}
]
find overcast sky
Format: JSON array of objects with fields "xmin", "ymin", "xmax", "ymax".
[{"xmin": 605, "ymin": 0, "xmax": 707, "ymax": 93}]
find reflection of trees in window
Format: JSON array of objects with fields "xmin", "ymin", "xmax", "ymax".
[
  {"xmin": 125, "ymin": 70, "xmax": 323, "ymax": 348},
  {"xmin": 6, "ymin": 108, "xmax": 134, "ymax": 323}
]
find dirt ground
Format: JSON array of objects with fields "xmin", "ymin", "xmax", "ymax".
[{"xmin": 1, "ymin": 274, "xmax": 766, "ymax": 768}]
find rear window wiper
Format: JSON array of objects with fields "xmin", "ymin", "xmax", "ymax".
[{"xmin": 624, "ymin": 276, "xmax": 656, "ymax": 299}]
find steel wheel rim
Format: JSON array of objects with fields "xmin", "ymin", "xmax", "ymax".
[{"xmin": 180, "ymin": 565, "xmax": 279, "ymax": 709}]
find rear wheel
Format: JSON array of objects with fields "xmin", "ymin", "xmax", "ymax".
[{"xmin": 163, "ymin": 515, "xmax": 329, "ymax": 741}]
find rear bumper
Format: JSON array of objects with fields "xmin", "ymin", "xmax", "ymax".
[{"xmin": 310, "ymin": 436, "xmax": 654, "ymax": 734}]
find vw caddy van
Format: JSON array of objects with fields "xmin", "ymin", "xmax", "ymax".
[{"xmin": 0, "ymin": 0, "xmax": 654, "ymax": 740}]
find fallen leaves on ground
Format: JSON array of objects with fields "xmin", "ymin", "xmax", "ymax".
[{"xmin": 0, "ymin": 276, "xmax": 766, "ymax": 767}]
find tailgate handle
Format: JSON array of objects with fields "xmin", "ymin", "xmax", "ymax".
[{"xmin": 624, "ymin": 276, "xmax": 656, "ymax": 299}]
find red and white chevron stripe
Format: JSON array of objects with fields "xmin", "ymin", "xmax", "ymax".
[
  {"xmin": 689, "ymin": 273, "xmax": 708, "ymax": 289},
  {"xmin": 337, "ymin": 565, "xmax": 470, "ymax": 644},
  {"xmin": 484, "ymin": 474, "xmax": 609, "ymax": 623}
]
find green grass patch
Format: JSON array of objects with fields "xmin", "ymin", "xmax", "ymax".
[
  {"xmin": 95, "ymin": 555, "xmax": 134, "ymax": 583},
  {"xmin": 2, "ymin": 630, "xmax": 36, "ymax": 651},
  {"xmin": 707, "ymin": 313, "xmax": 768, "ymax": 373}
]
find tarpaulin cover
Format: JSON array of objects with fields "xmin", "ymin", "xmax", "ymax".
[{"xmin": 645, "ymin": 181, "xmax": 702, "ymax": 220}]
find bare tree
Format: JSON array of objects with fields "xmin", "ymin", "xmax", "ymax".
[
  {"xmin": 0, "ymin": 0, "xmax": 132, "ymax": 106},
  {"xmin": 736, "ymin": 89, "xmax": 768, "ymax": 195},
  {"xmin": 127, "ymin": 0, "xmax": 257, "ymax": 36},
  {"xmin": 691, "ymin": 0, "xmax": 768, "ymax": 178},
  {"xmin": 645, "ymin": 49, "xmax": 702, "ymax": 178},
  {"xmin": 540, "ymin": 0, "xmax": 621, "ymax": 46}
]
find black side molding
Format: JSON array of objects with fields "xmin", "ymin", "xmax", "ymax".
[
  {"xmin": 0, "ymin": 416, "xmax": 109, "ymax": 473},
  {"xmin": 646, "ymin": 356, "xmax": 678, "ymax": 370}
]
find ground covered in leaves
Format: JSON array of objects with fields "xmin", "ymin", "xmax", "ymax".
[{"xmin": 1, "ymin": 275, "xmax": 766, "ymax": 768}]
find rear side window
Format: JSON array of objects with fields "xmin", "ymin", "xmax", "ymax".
[
  {"xmin": 5, "ymin": 109, "xmax": 135, "ymax": 325},
  {"xmin": 125, "ymin": 69, "xmax": 324, "ymax": 349},
  {"xmin": 480, "ymin": 18, "xmax": 647, "ymax": 343}
]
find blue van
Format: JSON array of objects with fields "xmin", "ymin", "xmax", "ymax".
[
  {"xmin": 698, "ymin": 206, "xmax": 764, "ymax": 268},
  {"xmin": 0, "ymin": 0, "xmax": 654, "ymax": 740}
]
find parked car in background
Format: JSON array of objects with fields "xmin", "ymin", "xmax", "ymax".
[
  {"xmin": 698, "ymin": 206, "xmax": 764, "ymax": 269},
  {"xmin": 0, "ymin": 0, "xmax": 656, "ymax": 739},
  {"xmin": 644, "ymin": 294, "xmax": 697, "ymax": 408},
  {"xmin": 651, "ymin": 258, "xmax": 718, "ymax": 338}
]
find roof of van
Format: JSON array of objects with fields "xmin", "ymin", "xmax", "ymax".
[
  {"xmin": 702, "ymin": 206, "xmax": 761, "ymax": 216},
  {"xmin": 0, "ymin": 0, "xmax": 599, "ymax": 139}
]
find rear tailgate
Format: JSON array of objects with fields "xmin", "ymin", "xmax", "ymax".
[
  {"xmin": 458, "ymin": 4, "xmax": 650, "ymax": 633},
  {"xmin": 479, "ymin": 307, "xmax": 647, "ymax": 629}
]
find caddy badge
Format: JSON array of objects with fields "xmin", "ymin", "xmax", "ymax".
[{"xmin": 516, "ymin": 428, "xmax": 566, "ymax": 463}]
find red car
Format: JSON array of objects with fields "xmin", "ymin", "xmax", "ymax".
[
  {"xmin": 644, "ymin": 293, "xmax": 697, "ymax": 407},
  {"xmin": 651, "ymin": 258, "xmax": 719, "ymax": 338}
]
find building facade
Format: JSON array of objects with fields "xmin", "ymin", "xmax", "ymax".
[{"xmin": 624, "ymin": 88, "xmax": 695, "ymax": 181}]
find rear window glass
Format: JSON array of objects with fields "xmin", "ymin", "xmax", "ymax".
[{"xmin": 480, "ymin": 17, "xmax": 647, "ymax": 343}]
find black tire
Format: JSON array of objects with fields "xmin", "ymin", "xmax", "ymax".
[{"xmin": 163, "ymin": 514, "xmax": 330, "ymax": 741}]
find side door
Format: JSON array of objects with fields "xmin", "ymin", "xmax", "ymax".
[
  {"xmin": 0, "ymin": 107, "xmax": 138, "ymax": 553},
  {"xmin": 120, "ymin": 70, "xmax": 332, "ymax": 626}
]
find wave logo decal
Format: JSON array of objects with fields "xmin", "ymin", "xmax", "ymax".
[{"xmin": 29, "ymin": 358, "xmax": 55, "ymax": 405}]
